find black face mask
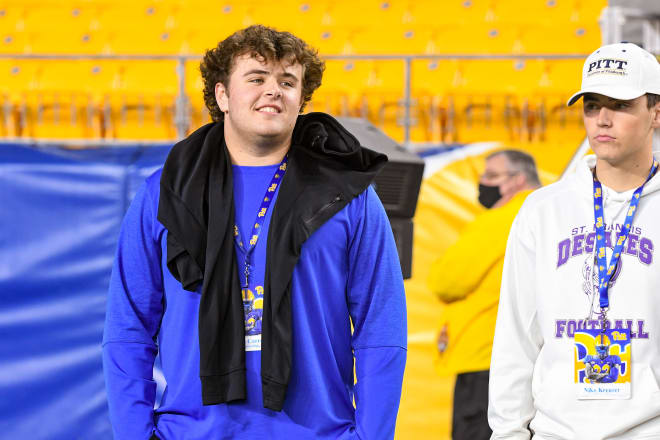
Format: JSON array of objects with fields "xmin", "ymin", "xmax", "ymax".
[{"xmin": 478, "ymin": 183, "xmax": 502, "ymax": 208}]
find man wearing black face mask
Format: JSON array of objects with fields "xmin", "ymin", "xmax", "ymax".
[
  {"xmin": 427, "ymin": 149, "xmax": 540, "ymax": 440},
  {"xmin": 478, "ymin": 150, "xmax": 540, "ymax": 209}
]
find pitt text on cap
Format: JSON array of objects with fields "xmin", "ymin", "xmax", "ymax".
[{"xmin": 587, "ymin": 58, "xmax": 628, "ymax": 77}]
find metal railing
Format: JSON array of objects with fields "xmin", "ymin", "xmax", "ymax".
[{"xmin": 2, "ymin": 53, "xmax": 589, "ymax": 145}]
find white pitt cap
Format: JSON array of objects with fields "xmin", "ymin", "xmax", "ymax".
[{"xmin": 567, "ymin": 42, "xmax": 660, "ymax": 106}]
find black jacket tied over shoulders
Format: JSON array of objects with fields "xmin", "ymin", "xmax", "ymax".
[{"xmin": 157, "ymin": 112, "xmax": 387, "ymax": 411}]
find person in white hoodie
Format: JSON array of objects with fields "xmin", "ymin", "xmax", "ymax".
[{"xmin": 488, "ymin": 42, "xmax": 660, "ymax": 440}]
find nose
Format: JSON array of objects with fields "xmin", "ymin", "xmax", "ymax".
[
  {"xmin": 264, "ymin": 78, "xmax": 282, "ymax": 98},
  {"xmin": 596, "ymin": 106, "xmax": 612, "ymax": 127}
]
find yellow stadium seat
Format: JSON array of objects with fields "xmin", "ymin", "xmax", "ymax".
[
  {"xmin": 183, "ymin": 58, "xmax": 212, "ymax": 132},
  {"xmin": 307, "ymin": 89, "xmax": 352, "ymax": 117},
  {"xmin": 0, "ymin": 31, "xmax": 29, "ymax": 54},
  {"xmin": 0, "ymin": 105, "xmax": 15, "ymax": 137},
  {"xmin": 182, "ymin": 28, "xmax": 234, "ymax": 55},
  {"xmin": 0, "ymin": 4, "xmax": 27, "ymax": 34},
  {"xmin": 171, "ymin": 2, "xmax": 262, "ymax": 54},
  {"xmin": 290, "ymin": 0, "xmax": 329, "ymax": 29},
  {"xmin": 320, "ymin": 1, "xmax": 366, "ymax": 29},
  {"xmin": 308, "ymin": 27, "xmax": 356, "ymax": 55},
  {"xmin": 543, "ymin": 0, "xmax": 582, "ymax": 22},
  {"xmin": 114, "ymin": 59, "xmax": 179, "ymax": 101},
  {"xmin": 108, "ymin": 100, "xmax": 177, "ymax": 140},
  {"xmin": 21, "ymin": 4, "xmax": 95, "ymax": 32},
  {"xmin": 84, "ymin": 4, "xmax": 181, "ymax": 54},
  {"xmin": 308, "ymin": 60, "xmax": 358, "ymax": 116},
  {"xmin": 353, "ymin": 60, "xmax": 412, "ymax": 141},
  {"xmin": 431, "ymin": 24, "xmax": 521, "ymax": 54},
  {"xmin": 405, "ymin": 0, "xmax": 492, "ymax": 27},
  {"xmin": 0, "ymin": 60, "xmax": 39, "ymax": 100},
  {"xmin": 183, "ymin": 58, "xmax": 203, "ymax": 102},
  {"xmin": 519, "ymin": 22, "xmax": 600, "ymax": 54},
  {"xmin": 371, "ymin": 0, "xmax": 412, "ymax": 28},
  {"xmin": 351, "ymin": 27, "xmax": 436, "ymax": 55},
  {"xmin": 412, "ymin": 59, "xmax": 463, "ymax": 99},
  {"xmin": 490, "ymin": 0, "xmax": 557, "ymax": 26},
  {"xmin": 26, "ymin": 29, "xmax": 108, "ymax": 55},
  {"xmin": 247, "ymin": 0, "xmax": 326, "ymax": 32},
  {"xmin": 105, "ymin": 27, "xmax": 187, "ymax": 55},
  {"xmin": 543, "ymin": 0, "xmax": 608, "ymax": 27},
  {"xmin": 520, "ymin": 59, "xmax": 585, "ymax": 141},
  {"xmin": 533, "ymin": 59, "xmax": 583, "ymax": 98},
  {"xmin": 108, "ymin": 60, "xmax": 178, "ymax": 140},
  {"xmin": 516, "ymin": 26, "xmax": 556, "ymax": 54},
  {"xmin": 21, "ymin": 60, "xmax": 117, "ymax": 139},
  {"xmin": 32, "ymin": 60, "xmax": 120, "ymax": 105},
  {"xmin": 170, "ymin": 2, "xmax": 252, "ymax": 34},
  {"xmin": 567, "ymin": 22, "xmax": 602, "ymax": 53},
  {"xmin": 444, "ymin": 59, "xmax": 547, "ymax": 142},
  {"xmin": 94, "ymin": 4, "xmax": 172, "ymax": 32},
  {"xmin": 0, "ymin": 60, "xmax": 40, "ymax": 137},
  {"xmin": 322, "ymin": 0, "xmax": 407, "ymax": 29},
  {"xmin": 24, "ymin": 101, "xmax": 96, "ymax": 139},
  {"xmin": 412, "ymin": 59, "xmax": 463, "ymax": 142}
]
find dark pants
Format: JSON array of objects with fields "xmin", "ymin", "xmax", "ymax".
[{"xmin": 452, "ymin": 370, "xmax": 492, "ymax": 440}]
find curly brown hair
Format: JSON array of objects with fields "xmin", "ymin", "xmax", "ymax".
[{"xmin": 200, "ymin": 25, "xmax": 325, "ymax": 122}]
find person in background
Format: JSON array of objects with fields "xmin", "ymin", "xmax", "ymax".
[
  {"xmin": 428, "ymin": 149, "xmax": 541, "ymax": 440},
  {"xmin": 103, "ymin": 25, "xmax": 407, "ymax": 440}
]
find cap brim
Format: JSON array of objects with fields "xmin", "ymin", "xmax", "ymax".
[
  {"xmin": 566, "ymin": 91, "xmax": 585, "ymax": 106},
  {"xmin": 566, "ymin": 86, "xmax": 645, "ymax": 106}
]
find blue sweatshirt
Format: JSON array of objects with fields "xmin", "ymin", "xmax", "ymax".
[{"xmin": 102, "ymin": 164, "xmax": 407, "ymax": 440}]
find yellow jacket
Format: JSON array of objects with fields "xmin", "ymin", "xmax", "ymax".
[{"xmin": 428, "ymin": 190, "xmax": 532, "ymax": 375}]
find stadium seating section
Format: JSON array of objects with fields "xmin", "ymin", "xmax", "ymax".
[{"xmin": 0, "ymin": 0, "xmax": 605, "ymax": 142}]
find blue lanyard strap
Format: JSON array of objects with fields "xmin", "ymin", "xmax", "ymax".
[
  {"xmin": 234, "ymin": 155, "xmax": 288, "ymax": 288},
  {"xmin": 592, "ymin": 159, "xmax": 658, "ymax": 311}
]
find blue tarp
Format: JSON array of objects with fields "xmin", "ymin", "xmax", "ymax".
[{"xmin": 0, "ymin": 142, "xmax": 171, "ymax": 439}]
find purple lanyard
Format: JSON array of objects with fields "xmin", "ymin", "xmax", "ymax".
[
  {"xmin": 234, "ymin": 155, "xmax": 288, "ymax": 288},
  {"xmin": 592, "ymin": 159, "xmax": 658, "ymax": 317}
]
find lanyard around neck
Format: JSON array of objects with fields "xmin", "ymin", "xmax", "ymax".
[
  {"xmin": 234, "ymin": 155, "xmax": 288, "ymax": 288},
  {"xmin": 592, "ymin": 159, "xmax": 658, "ymax": 311}
]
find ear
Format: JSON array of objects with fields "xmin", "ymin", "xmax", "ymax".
[
  {"xmin": 511, "ymin": 172, "xmax": 527, "ymax": 192},
  {"xmin": 652, "ymin": 101, "xmax": 660, "ymax": 129},
  {"xmin": 215, "ymin": 82, "xmax": 229, "ymax": 113}
]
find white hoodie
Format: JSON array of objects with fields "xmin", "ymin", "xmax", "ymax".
[{"xmin": 489, "ymin": 153, "xmax": 660, "ymax": 440}]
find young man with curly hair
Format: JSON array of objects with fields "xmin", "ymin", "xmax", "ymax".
[{"xmin": 103, "ymin": 25, "xmax": 407, "ymax": 440}]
